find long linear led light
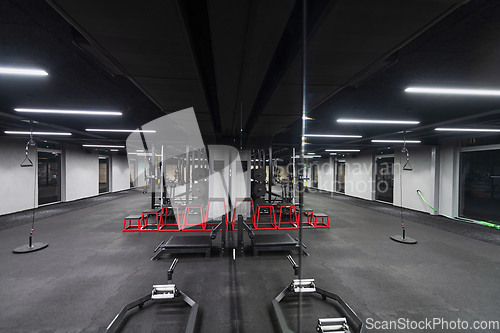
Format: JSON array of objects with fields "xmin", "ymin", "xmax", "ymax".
[
  {"xmin": 435, "ymin": 128, "xmax": 500, "ymax": 132},
  {"xmin": 371, "ymin": 140, "xmax": 421, "ymax": 143},
  {"xmin": 0, "ymin": 67, "xmax": 48, "ymax": 76},
  {"xmin": 305, "ymin": 134, "xmax": 362, "ymax": 138},
  {"xmin": 337, "ymin": 119, "xmax": 419, "ymax": 124},
  {"xmin": 86, "ymin": 129, "xmax": 156, "ymax": 133},
  {"xmin": 82, "ymin": 145, "xmax": 125, "ymax": 148},
  {"xmin": 295, "ymin": 155, "xmax": 321, "ymax": 158},
  {"xmin": 127, "ymin": 152, "xmax": 152, "ymax": 156},
  {"xmin": 405, "ymin": 87, "xmax": 500, "ymax": 96},
  {"xmin": 4, "ymin": 131, "xmax": 71, "ymax": 136},
  {"xmin": 325, "ymin": 149, "xmax": 360, "ymax": 152},
  {"xmin": 15, "ymin": 108, "xmax": 122, "ymax": 116}
]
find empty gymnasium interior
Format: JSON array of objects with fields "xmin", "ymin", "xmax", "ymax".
[{"xmin": 1, "ymin": 0, "xmax": 500, "ymax": 332}]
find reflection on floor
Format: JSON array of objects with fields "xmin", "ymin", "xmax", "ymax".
[{"xmin": 0, "ymin": 190, "xmax": 499, "ymax": 332}]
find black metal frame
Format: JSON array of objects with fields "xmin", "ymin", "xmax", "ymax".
[
  {"xmin": 271, "ymin": 256, "xmax": 366, "ymax": 333},
  {"xmin": 106, "ymin": 259, "xmax": 199, "ymax": 333}
]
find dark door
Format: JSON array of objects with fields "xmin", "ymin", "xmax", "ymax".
[
  {"xmin": 376, "ymin": 157, "xmax": 394, "ymax": 203},
  {"xmin": 99, "ymin": 157, "xmax": 109, "ymax": 193},
  {"xmin": 460, "ymin": 149, "xmax": 500, "ymax": 223},
  {"xmin": 38, "ymin": 151, "xmax": 61, "ymax": 205},
  {"xmin": 336, "ymin": 161, "xmax": 345, "ymax": 193}
]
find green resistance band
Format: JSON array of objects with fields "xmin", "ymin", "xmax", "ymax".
[{"xmin": 417, "ymin": 190, "xmax": 500, "ymax": 230}]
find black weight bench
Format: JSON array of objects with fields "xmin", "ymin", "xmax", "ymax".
[
  {"xmin": 152, "ymin": 235, "xmax": 212, "ymax": 259},
  {"xmin": 151, "ymin": 217, "xmax": 226, "ymax": 260},
  {"xmin": 236, "ymin": 215, "xmax": 308, "ymax": 257},
  {"xmin": 251, "ymin": 233, "xmax": 304, "ymax": 257}
]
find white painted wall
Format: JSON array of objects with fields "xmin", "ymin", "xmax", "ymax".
[
  {"xmin": 344, "ymin": 151, "xmax": 375, "ymax": 200},
  {"xmin": 63, "ymin": 144, "xmax": 98, "ymax": 201},
  {"xmin": 316, "ymin": 158, "xmax": 334, "ymax": 192},
  {"xmin": 0, "ymin": 138, "xmax": 38, "ymax": 215},
  {"xmin": 110, "ymin": 153, "xmax": 130, "ymax": 192},
  {"xmin": 439, "ymin": 138, "xmax": 460, "ymax": 217},
  {"xmin": 394, "ymin": 145, "xmax": 437, "ymax": 213}
]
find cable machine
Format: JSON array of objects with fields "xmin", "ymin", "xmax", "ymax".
[{"xmin": 14, "ymin": 124, "xmax": 49, "ymax": 254}]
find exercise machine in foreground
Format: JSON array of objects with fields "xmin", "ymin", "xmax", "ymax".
[
  {"xmin": 236, "ymin": 215, "xmax": 308, "ymax": 257},
  {"xmin": 106, "ymin": 258, "xmax": 198, "ymax": 333},
  {"xmin": 151, "ymin": 216, "xmax": 226, "ymax": 260},
  {"xmin": 272, "ymin": 256, "xmax": 365, "ymax": 333}
]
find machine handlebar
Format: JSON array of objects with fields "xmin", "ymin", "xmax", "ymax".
[
  {"xmin": 287, "ymin": 255, "xmax": 298, "ymax": 269},
  {"xmin": 168, "ymin": 258, "xmax": 179, "ymax": 274}
]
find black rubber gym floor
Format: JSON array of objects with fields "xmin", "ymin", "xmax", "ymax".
[{"xmin": 0, "ymin": 189, "xmax": 499, "ymax": 332}]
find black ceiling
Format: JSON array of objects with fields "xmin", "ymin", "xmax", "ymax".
[{"xmin": 1, "ymin": 0, "xmax": 500, "ymax": 154}]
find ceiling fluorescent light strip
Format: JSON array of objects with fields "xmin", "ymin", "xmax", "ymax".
[
  {"xmin": 295, "ymin": 155, "xmax": 321, "ymax": 158},
  {"xmin": 15, "ymin": 108, "xmax": 122, "ymax": 115},
  {"xmin": 371, "ymin": 140, "xmax": 421, "ymax": 143},
  {"xmin": 304, "ymin": 134, "xmax": 362, "ymax": 138},
  {"xmin": 0, "ymin": 67, "xmax": 48, "ymax": 76},
  {"xmin": 405, "ymin": 87, "xmax": 500, "ymax": 96},
  {"xmin": 4, "ymin": 131, "xmax": 71, "ymax": 136},
  {"xmin": 435, "ymin": 128, "xmax": 500, "ymax": 132},
  {"xmin": 86, "ymin": 129, "xmax": 156, "ymax": 133},
  {"xmin": 82, "ymin": 145, "xmax": 125, "ymax": 148},
  {"xmin": 325, "ymin": 149, "xmax": 360, "ymax": 152},
  {"xmin": 337, "ymin": 119, "xmax": 419, "ymax": 124}
]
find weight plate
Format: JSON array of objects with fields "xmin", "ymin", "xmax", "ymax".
[
  {"xmin": 191, "ymin": 181, "xmax": 207, "ymax": 197},
  {"xmin": 192, "ymin": 167, "xmax": 209, "ymax": 180},
  {"xmin": 252, "ymin": 169, "xmax": 266, "ymax": 182},
  {"xmin": 253, "ymin": 183, "xmax": 266, "ymax": 197}
]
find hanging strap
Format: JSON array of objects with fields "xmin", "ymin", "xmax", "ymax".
[
  {"xmin": 401, "ymin": 134, "xmax": 413, "ymax": 171},
  {"xmin": 20, "ymin": 140, "xmax": 34, "ymax": 167},
  {"xmin": 402, "ymin": 147, "xmax": 413, "ymax": 171},
  {"xmin": 21, "ymin": 122, "xmax": 35, "ymax": 167}
]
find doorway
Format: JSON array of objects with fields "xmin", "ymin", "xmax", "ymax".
[
  {"xmin": 38, "ymin": 151, "xmax": 61, "ymax": 205},
  {"xmin": 336, "ymin": 161, "xmax": 345, "ymax": 193},
  {"xmin": 311, "ymin": 163, "xmax": 318, "ymax": 188},
  {"xmin": 375, "ymin": 157, "xmax": 394, "ymax": 203},
  {"xmin": 460, "ymin": 149, "xmax": 500, "ymax": 223},
  {"xmin": 99, "ymin": 156, "xmax": 109, "ymax": 193}
]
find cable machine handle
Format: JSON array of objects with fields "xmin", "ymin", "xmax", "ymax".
[
  {"xmin": 169, "ymin": 258, "xmax": 179, "ymax": 273},
  {"xmin": 287, "ymin": 255, "xmax": 298, "ymax": 269}
]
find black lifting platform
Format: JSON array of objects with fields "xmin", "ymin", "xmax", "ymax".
[
  {"xmin": 236, "ymin": 215, "xmax": 309, "ymax": 257},
  {"xmin": 151, "ymin": 216, "xmax": 226, "ymax": 260}
]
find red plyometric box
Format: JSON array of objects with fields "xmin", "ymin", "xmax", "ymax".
[
  {"xmin": 159, "ymin": 206, "xmax": 182, "ymax": 231},
  {"xmin": 232, "ymin": 199, "xmax": 254, "ymax": 231},
  {"xmin": 277, "ymin": 205, "xmax": 297, "ymax": 230},
  {"xmin": 205, "ymin": 199, "xmax": 228, "ymax": 230},
  {"xmin": 254, "ymin": 204, "xmax": 277, "ymax": 230},
  {"xmin": 315, "ymin": 214, "xmax": 330, "ymax": 228},
  {"xmin": 295, "ymin": 209, "xmax": 315, "ymax": 228},
  {"xmin": 182, "ymin": 206, "xmax": 206, "ymax": 231},
  {"xmin": 141, "ymin": 210, "xmax": 160, "ymax": 231},
  {"xmin": 123, "ymin": 215, "xmax": 142, "ymax": 231}
]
